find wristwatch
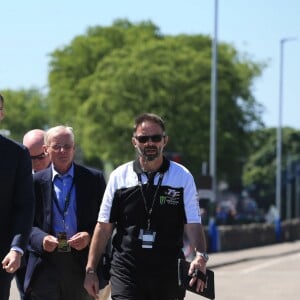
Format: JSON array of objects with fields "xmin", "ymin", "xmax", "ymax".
[
  {"xmin": 195, "ymin": 251, "xmax": 209, "ymax": 262},
  {"xmin": 86, "ymin": 268, "xmax": 96, "ymax": 274}
]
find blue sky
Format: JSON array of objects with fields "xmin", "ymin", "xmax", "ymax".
[{"xmin": 1, "ymin": 0, "xmax": 299, "ymax": 128}]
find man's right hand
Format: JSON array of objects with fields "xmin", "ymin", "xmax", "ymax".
[
  {"xmin": 1, "ymin": 250, "xmax": 22, "ymax": 273},
  {"xmin": 43, "ymin": 235, "xmax": 59, "ymax": 252}
]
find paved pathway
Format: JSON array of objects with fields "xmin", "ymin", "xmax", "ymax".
[{"xmin": 9, "ymin": 241, "xmax": 300, "ymax": 300}]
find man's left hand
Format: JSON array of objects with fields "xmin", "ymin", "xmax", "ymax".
[
  {"xmin": 188, "ymin": 255, "xmax": 207, "ymax": 293},
  {"xmin": 68, "ymin": 232, "xmax": 90, "ymax": 250}
]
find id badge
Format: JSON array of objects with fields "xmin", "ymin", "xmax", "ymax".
[
  {"xmin": 141, "ymin": 229, "xmax": 156, "ymax": 249},
  {"xmin": 57, "ymin": 232, "xmax": 71, "ymax": 252}
]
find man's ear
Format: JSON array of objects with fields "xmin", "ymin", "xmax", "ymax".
[
  {"xmin": 132, "ymin": 137, "xmax": 137, "ymax": 148},
  {"xmin": 43, "ymin": 145, "xmax": 49, "ymax": 154},
  {"xmin": 163, "ymin": 135, "xmax": 169, "ymax": 147}
]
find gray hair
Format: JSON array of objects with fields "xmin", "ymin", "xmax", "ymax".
[{"xmin": 45, "ymin": 125, "xmax": 74, "ymax": 145}]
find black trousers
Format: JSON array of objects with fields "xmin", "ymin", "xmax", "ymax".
[
  {"xmin": 30, "ymin": 251, "xmax": 92, "ymax": 300},
  {"xmin": 15, "ymin": 254, "xmax": 32, "ymax": 300},
  {"xmin": 110, "ymin": 266, "xmax": 185, "ymax": 300},
  {"xmin": 0, "ymin": 269, "xmax": 13, "ymax": 300}
]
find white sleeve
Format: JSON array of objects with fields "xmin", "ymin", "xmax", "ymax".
[
  {"xmin": 97, "ymin": 172, "xmax": 116, "ymax": 223},
  {"xmin": 183, "ymin": 173, "xmax": 201, "ymax": 224}
]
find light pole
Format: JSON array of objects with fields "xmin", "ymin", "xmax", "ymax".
[
  {"xmin": 210, "ymin": 0, "xmax": 218, "ymax": 202},
  {"xmin": 276, "ymin": 37, "xmax": 296, "ymax": 219}
]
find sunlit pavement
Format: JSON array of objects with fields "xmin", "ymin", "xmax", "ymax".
[{"xmin": 10, "ymin": 241, "xmax": 300, "ymax": 300}]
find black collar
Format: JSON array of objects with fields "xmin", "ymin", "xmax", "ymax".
[{"xmin": 133, "ymin": 156, "xmax": 170, "ymax": 175}]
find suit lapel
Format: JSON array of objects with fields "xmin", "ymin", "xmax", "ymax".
[
  {"xmin": 40, "ymin": 169, "xmax": 53, "ymax": 232},
  {"xmin": 74, "ymin": 164, "xmax": 90, "ymax": 231}
]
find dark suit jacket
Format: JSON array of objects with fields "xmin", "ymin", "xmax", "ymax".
[
  {"xmin": 0, "ymin": 135, "xmax": 34, "ymax": 264},
  {"xmin": 24, "ymin": 163, "xmax": 106, "ymax": 291}
]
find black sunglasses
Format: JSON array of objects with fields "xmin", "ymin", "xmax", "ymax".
[
  {"xmin": 134, "ymin": 134, "xmax": 165, "ymax": 143},
  {"xmin": 30, "ymin": 152, "xmax": 47, "ymax": 160}
]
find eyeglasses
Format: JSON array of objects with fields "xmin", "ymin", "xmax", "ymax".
[
  {"xmin": 134, "ymin": 134, "xmax": 165, "ymax": 143},
  {"xmin": 48, "ymin": 144, "xmax": 73, "ymax": 151},
  {"xmin": 30, "ymin": 152, "xmax": 47, "ymax": 160}
]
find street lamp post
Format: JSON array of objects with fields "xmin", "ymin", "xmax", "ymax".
[
  {"xmin": 276, "ymin": 37, "xmax": 296, "ymax": 219},
  {"xmin": 210, "ymin": 0, "xmax": 218, "ymax": 202}
]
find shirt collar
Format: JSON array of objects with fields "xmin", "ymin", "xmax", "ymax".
[
  {"xmin": 133, "ymin": 156, "xmax": 170, "ymax": 175},
  {"xmin": 52, "ymin": 163, "xmax": 74, "ymax": 182}
]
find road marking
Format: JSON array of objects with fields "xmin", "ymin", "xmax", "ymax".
[{"xmin": 241, "ymin": 252, "xmax": 300, "ymax": 274}]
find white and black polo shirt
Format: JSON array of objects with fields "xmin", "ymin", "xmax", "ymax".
[{"xmin": 98, "ymin": 157, "xmax": 201, "ymax": 269}]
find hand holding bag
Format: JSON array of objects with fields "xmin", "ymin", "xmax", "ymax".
[{"xmin": 178, "ymin": 259, "xmax": 215, "ymax": 299}]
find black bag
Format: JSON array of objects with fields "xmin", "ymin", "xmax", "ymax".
[{"xmin": 178, "ymin": 259, "xmax": 215, "ymax": 299}]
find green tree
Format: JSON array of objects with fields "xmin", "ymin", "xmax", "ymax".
[
  {"xmin": 243, "ymin": 127, "xmax": 300, "ymax": 208},
  {"xmin": 47, "ymin": 19, "xmax": 162, "ymax": 125},
  {"xmin": 47, "ymin": 19, "xmax": 265, "ymax": 188},
  {"xmin": 0, "ymin": 89, "xmax": 49, "ymax": 141}
]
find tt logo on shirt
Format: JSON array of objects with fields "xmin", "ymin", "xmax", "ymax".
[{"xmin": 159, "ymin": 189, "xmax": 181, "ymax": 205}]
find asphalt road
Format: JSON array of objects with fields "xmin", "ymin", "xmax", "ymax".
[
  {"xmin": 9, "ymin": 240, "xmax": 300, "ymax": 300},
  {"xmin": 202, "ymin": 240, "xmax": 300, "ymax": 300}
]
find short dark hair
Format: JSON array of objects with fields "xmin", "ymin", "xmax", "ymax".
[
  {"xmin": 0, "ymin": 94, "xmax": 4, "ymax": 104},
  {"xmin": 133, "ymin": 113, "xmax": 165, "ymax": 133}
]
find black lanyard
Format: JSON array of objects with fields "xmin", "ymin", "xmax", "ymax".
[
  {"xmin": 137, "ymin": 172, "xmax": 164, "ymax": 229},
  {"xmin": 52, "ymin": 179, "xmax": 74, "ymax": 221}
]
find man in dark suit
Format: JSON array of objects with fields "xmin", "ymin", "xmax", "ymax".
[
  {"xmin": 14, "ymin": 129, "xmax": 51, "ymax": 300},
  {"xmin": 0, "ymin": 93, "xmax": 35, "ymax": 300},
  {"xmin": 24, "ymin": 125, "xmax": 107, "ymax": 300}
]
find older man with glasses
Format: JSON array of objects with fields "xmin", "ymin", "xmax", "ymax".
[
  {"xmin": 23, "ymin": 129, "xmax": 51, "ymax": 173},
  {"xmin": 13, "ymin": 129, "xmax": 52, "ymax": 300},
  {"xmin": 24, "ymin": 125, "xmax": 108, "ymax": 300}
]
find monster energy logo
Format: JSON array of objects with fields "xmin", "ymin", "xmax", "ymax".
[{"xmin": 160, "ymin": 196, "xmax": 167, "ymax": 205}]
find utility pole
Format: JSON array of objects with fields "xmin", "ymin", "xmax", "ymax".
[
  {"xmin": 210, "ymin": 0, "xmax": 218, "ymax": 202},
  {"xmin": 276, "ymin": 37, "xmax": 296, "ymax": 219}
]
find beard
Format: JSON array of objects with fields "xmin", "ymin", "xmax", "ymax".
[{"xmin": 136, "ymin": 145, "xmax": 163, "ymax": 161}]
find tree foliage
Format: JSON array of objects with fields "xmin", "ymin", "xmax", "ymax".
[
  {"xmin": 0, "ymin": 89, "xmax": 48, "ymax": 142},
  {"xmin": 46, "ymin": 19, "xmax": 265, "ymax": 187},
  {"xmin": 243, "ymin": 127, "xmax": 300, "ymax": 202}
]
